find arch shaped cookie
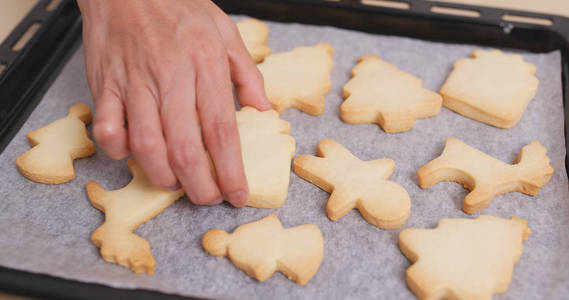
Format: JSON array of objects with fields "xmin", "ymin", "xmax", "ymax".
[
  {"xmin": 258, "ymin": 43, "xmax": 334, "ymax": 115},
  {"xmin": 440, "ymin": 49, "xmax": 539, "ymax": 128},
  {"xmin": 399, "ymin": 215, "xmax": 531, "ymax": 300},
  {"xmin": 418, "ymin": 137, "xmax": 553, "ymax": 213},
  {"xmin": 202, "ymin": 214, "xmax": 324, "ymax": 285},
  {"xmin": 16, "ymin": 103, "xmax": 95, "ymax": 184},
  {"xmin": 237, "ymin": 18, "xmax": 271, "ymax": 63},
  {"xmin": 294, "ymin": 139, "xmax": 411, "ymax": 229},
  {"xmin": 236, "ymin": 107, "xmax": 295, "ymax": 208},
  {"xmin": 341, "ymin": 55, "xmax": 442, "ymax": 133},
  {"xmin": 86, "ymin": 158, "xmax": 184, "ymax": 274}
]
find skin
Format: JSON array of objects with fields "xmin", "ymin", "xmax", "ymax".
[{"xmin": 77, "ymin": 0, "xmax": 271, "ymax": 207}]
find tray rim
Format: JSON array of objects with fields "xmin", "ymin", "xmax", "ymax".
[{"xmin": 0, "ymin": 0, "xmax": 568, "ymax": 299}]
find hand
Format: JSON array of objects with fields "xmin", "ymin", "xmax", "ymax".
[{"xmin": 77, "ymin": 0, "xmax": 271, "ymax": 206}]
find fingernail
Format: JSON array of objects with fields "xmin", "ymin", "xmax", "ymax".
[
  {"xmin": 209, "ymin": 196, "xmax": 223, "ymax": 206},
  {"xmin": 167, "ymin": 183, "xmax": 181, "ymax": 191},
  {"xmin": 259, "ymin": 96, "xmax": 273, "ymax": 111},
  {"xmin": 226, "ymin": 190, "xmax": 248, "ymax": 207}
]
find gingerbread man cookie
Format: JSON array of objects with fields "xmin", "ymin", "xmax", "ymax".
[
  {"xmin": 294, "ymin": 139, "xmax": 410, "ymax": 229},
  {"xmin": 16, "ymin": 103, "xmax": 95, "ymax": 184},
  {"xmin": 341, "ymin": 55, "xmax": 442, "ymax": 133},
  {"xmin": 418, "ymin": 137, "xmax": 554, "ymax": 214},
  {"xmin": 86, "ymin": 158, "xmax": 184, "ymax": 274},
  {"xmin": 202, "ymin": 214, "xmax": 324, "ymax": 285}
]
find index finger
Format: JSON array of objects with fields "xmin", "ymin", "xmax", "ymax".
[{"xmin": 195, "ymin": 44, "xmax": 249, "ymax": 207}]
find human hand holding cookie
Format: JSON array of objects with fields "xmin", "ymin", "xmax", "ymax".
[{"xmin": 76, "ymin": 0, "xmax": 271, "ymax": 207}]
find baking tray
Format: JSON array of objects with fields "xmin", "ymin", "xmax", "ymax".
[{"xmin": 0, "ymin": 0, "xmax": 567, "ymax": 299}]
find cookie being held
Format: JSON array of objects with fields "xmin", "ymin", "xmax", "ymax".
[
  {"xmin": 341, "ymin": 55, "xmax": 442, "ymax": 133},
  {"xmin": 86, "ymin": 158, "xmax": 184, "ymax": 274},
  {"xmin": 399, "ymin": 215, "xmax": 531, "ymax": 300},
  {"xmin": 237, "ymin": 18, "xmax": 271, "ymax": 63},
  {"xmin": 236, "ymin": 107, "xmax": 295, "ymax": 208},
  {"xmin": 16, "ymin": 103, "xmax": 95, "ymax": 184},
  {"xmin": 294, "ymin": 139, "xmax": 410, "ymax": 229},
  {"xmin": 258, "ymin": 43, "xmax": 334, "ymax": 115},
  {"xmin": 418, "ymin": 137, "xmax": 553, "ymax": 214},
  {"xmin": 440, "ymin": 49, "xmax": 539, "ymax": 128},
  {"xmin": 202, "ymin": 214, "xmax": 324, "ymax": 285}
]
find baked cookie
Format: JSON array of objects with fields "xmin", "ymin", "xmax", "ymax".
[
  {"xmin": 86, "ymin": 158, "xmax": 184, "ymax": 274},
  {"xmin": 237, "ymin": 18, "xmax": 271, "ymax": 63},
  {"xmin": 237, "ymin": 107, "xmax": 295, "ymax": 208},
  {"xmin": 418, "ymin": 137, "xmax": 553, "ymax": 214},
  {"xmin": 294, "ymin": 139, "xmax": 410, "ymax": 229},
  {"xmin": 399, "ymin": 215, "xmax": 531, "ymax": 300},
  {"xmin": 341, "ymin": 55, "xmax": 442, "ymax": 133},
  {"xmin": 202, "ymin": 214, "xmax": 324, "ymax": 285},
  {"xmin": 16, "ymin": 103, "xmax": 95, "ymax": 184},
  {"xmin": 258, "ymin": 43, "xmax": 334, "ymax": 115},
  {"xmin": 440, "ymin": 49, "xmax": 539, "ymax": 128}
]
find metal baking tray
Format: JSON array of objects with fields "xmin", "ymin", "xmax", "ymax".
[{"xmin": 0, "ymin": 0, "xmax": 567, "ymax": 299}]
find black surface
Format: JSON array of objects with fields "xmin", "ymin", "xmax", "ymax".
[
  {"xmin": 0, "ymin": 266, "xmax": 202, "ymax": 300},
  {"xmin": 0, "ymin": 0, "xmax": 567, "ymax": 299},
  {"xmin": 0, "ymin": 0, "xmax": 82, "ymax": 155}
]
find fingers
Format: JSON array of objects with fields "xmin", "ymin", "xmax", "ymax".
[
  {"xmin": 160, "ymin": 69, "xmax": 222, "ymax": 206},
  {"xmin": 209, "ymin": 9, "xmax": 271, "ymax": 111},
  {"xmin": 227, "ymin": 39, "xmax": 272, "ymax": 111},
  {"xmin": 92, "ymin": 88, "xmax": 130, "ymax": 160},
  {"xmin": 195, "ymin": 45, "xmax": 249, "ymax": 207},
  {"xmin": 125, "ymin": 87, "xmax": 178, "ymax": 189}
]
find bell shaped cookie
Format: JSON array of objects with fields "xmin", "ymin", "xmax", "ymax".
[
  {"xmin": 202, "ymin": 214, "xmax": 324, "ymax": 285},
  {"xmin": 16, "ymin": 103, "xmax": 95, "ymax": 184}
]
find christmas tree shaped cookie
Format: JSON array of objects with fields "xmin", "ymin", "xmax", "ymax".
[
  {"xmin": 86, "ymin": 158, "xmax": 184, "ymax": 274},
  {"xmin": 202, "ymin": 214, "xmax": 324, "ymax": 285},
  {"xmin": 341, "ymin": 55, "xmax": 442, "ymax": 133},
  {"xmin": 294, "ymin": 139, "xmax": 410, "ymax": 229},
  {"xmin": 440, "ymin": 49, "xmax": 539, "ymax": 128},
  {"xmin": 237, "ymin": 18, "xmax": 271, "ymax": 63},
  {"xmin": 418, "ymin": 137, "xmax": 553, "ymax": 214},
  {"xmin": 399, "ymin": 215, "xmax": 531, "ymax": 300},
  {"xmin": 257, "ymin": 43, "xmax": 334, "ymax": 115},
  {"xmin": 16, "ymin": 103, "xmax": 95, "ymax": 184},
  {"xmin": 236, "ymin": 107, "xmax": 296, "ymax": 208}
]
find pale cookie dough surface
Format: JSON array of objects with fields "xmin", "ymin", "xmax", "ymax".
[
  {"xmin": 237, "ymin": 107, "xmax": 296, "ymax": 208},
  {"xmin": 440, "ymin": 49, "xmax": 539, "ymax": 128},
  {"xmin": 418, "ymin": 137, "xmax": 554, "ymax": 214},
  {"xmin": 399, "ymin": 215, "xmax": 531, "ymax": 300},
  {"xmin": 203, "ymin": 214, "xmax": 324, "ymax": 285},
  {"xmin": 237, "ymin": 18, "xmax": 271, "ymax": 63},
  {"xmin": 342, "ymin": 55, "xmax": 442, "ymax": 133},
  {"xmin": 294, "ymin": 139, "xmax": 410, "ymax": 229},
  {"xmin": 86, "ymin": 158, "xmax": 184, "ymax": 275},
  {"xmin": 258, "ymin": 43, "xmax": 334, "ymax": 115},
  {"xmin": 16, "ymin": 103, "xmax": 95, "ymax": 184},
  {"xmin": 0, "ymin": 16, "xmax": 567, "ymax": 300}
]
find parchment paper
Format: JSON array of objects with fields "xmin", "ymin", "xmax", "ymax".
[{"xmin": 0, "ymin": 16, "xmax": 568, "ymax": 300}]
